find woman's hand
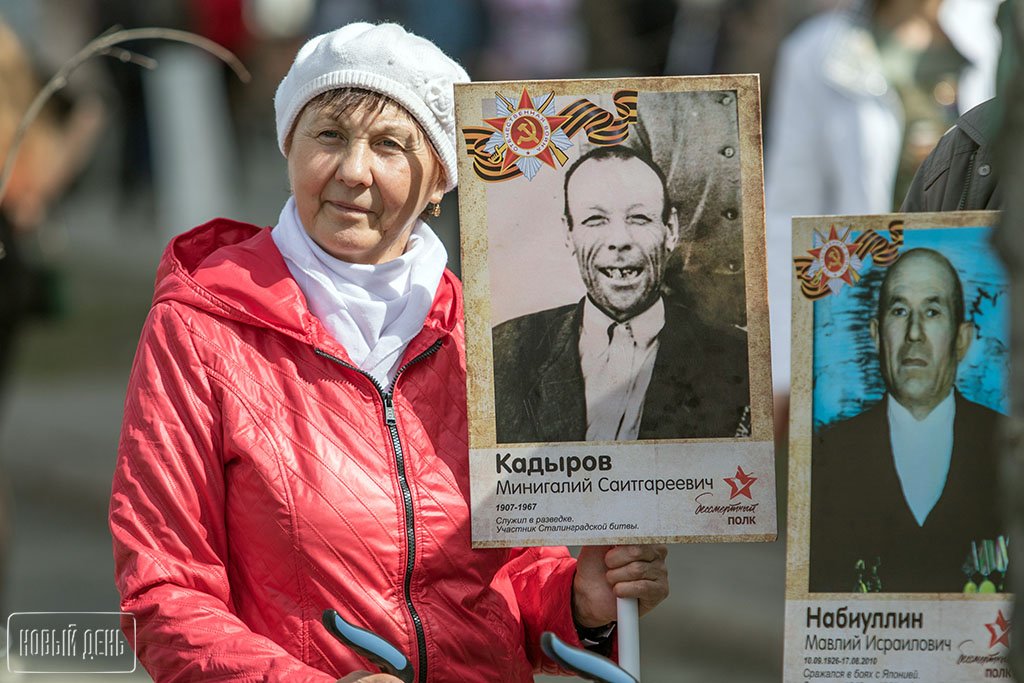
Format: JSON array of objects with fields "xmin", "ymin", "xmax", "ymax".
[
  {"xmin": 572, "ymin": 545, "xmax": 670, "ymax": 627},
  {"xmin": 337, "ymin": 672, "xmax": 404, "ymax": 682}
]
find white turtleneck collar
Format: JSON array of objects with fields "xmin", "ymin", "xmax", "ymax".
[{"xmin": 271, "ymin": 196, "xmax": 448, "ymax": 391}]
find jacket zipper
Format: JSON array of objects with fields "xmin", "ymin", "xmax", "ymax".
[
  {"xmin": 957, "ymin": 150, "xmax": 977, "ymax": 211},
  {"xmin": 315, "ymin": 339, "xmax": 444, "ymax": 683}
]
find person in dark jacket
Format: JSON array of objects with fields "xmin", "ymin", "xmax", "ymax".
[{"xmin": 900, "ymin": 98, "xmax": 1002, "ymax": 212}]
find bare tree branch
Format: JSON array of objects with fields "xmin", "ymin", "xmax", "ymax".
[{"xmin": 0, "ymin": 26, "xmax": 251, "ymax": 209}]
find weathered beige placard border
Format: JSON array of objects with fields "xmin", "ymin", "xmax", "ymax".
[
  {"xmin": 455, "ymin": 75, "xmax": 775, "ymax": 547},
  {"xmin": 784, "ymin": 211, "xmax": 1013, "ymax": 682}
]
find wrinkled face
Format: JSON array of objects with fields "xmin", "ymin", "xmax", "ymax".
[
  {"xmin": 870, "ymin": 254, "xmax": 972, "ymax": 417},
  {"xmin": 564, "ymin": 157, "xmax": 677, "ymax": 321},
  {"xmin": 286, "ymin": 99, "xmax": 444, "ymax": 264}
]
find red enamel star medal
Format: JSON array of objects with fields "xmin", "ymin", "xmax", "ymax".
[
  {"xmin": 806, "ymin": 225, "xmax": 863, "ymax": 295},
  {"xmin": 482, "ymin": 89, "xmax": 572, "ymax": 180}
]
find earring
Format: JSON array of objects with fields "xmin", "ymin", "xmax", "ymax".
[{"xmin": 427, "ymin": 202, "xmax": 442, "ymax": 217}]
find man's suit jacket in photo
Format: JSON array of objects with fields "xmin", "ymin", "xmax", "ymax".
[
  {"xmin": 809, "ymin": 392, "xmax": 1004, "ymax": 593},
  {"xmin": 491, "ymin": 298, "xmax": 750, "ymax": 443}
]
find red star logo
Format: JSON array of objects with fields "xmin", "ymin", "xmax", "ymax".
[
  {"xmin": 724, "ymin": 466, "xmax": 757, "ymax": 500},
  {"xmin": 986, "ymin": 610, "xmax": 1011, "ymax": 649},
  {"xmin": 484, "ymin": 88, "xmax": 569, "ymax": 173}
]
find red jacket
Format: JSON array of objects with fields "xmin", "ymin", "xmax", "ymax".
[{"xmin": 110, "ymin": 219, "xmax": 580, "ymax": 682}]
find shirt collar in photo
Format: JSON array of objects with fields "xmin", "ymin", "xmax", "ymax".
[{"xmin": 580, "ymin": 296, "xmax": 665, "ymax": 349}]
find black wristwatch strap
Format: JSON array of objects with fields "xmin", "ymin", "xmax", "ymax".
[{"xmin": 575, "ymin": 620, "xmax": 617, "ymax": 650}]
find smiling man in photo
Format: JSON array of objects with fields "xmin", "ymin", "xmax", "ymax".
[
  {"xmin": 810, "ymin": 248, "xmax": 1005, "ymax": 593},
  {"xmin": 491, "ymin": 145, "xmax": 750, "ymax": 444}
]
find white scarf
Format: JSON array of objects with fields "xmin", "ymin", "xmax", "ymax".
[{"xmin": 271, "ymin": 197, "xmax": 447, "ymax": 391}]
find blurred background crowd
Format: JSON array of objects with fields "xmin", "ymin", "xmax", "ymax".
[{"xmin": 0, "ymin": 0, "xmax": 1014, "ymax": 680}]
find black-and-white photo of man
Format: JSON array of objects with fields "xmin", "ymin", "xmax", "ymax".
[{"xmin": 491, "ymin": 145, "xmax": 750, "ymax": 444}]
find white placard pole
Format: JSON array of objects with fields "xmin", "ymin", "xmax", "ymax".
[{"xmin": 616, "ymin": 596, "xmax": 640, "ymax": 679}]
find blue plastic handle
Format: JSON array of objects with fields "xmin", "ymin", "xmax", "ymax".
[
  {"xmin": 322, "ymin": 609, "xmax": 415, "ymax": 683},
  {"xmin": 540, "ymin": 631, "xmax": 638, "ymax": 683}
]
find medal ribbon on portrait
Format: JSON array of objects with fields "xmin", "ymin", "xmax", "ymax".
[
  {"xmin": 461, "ymin": 89, "xmax": 638, "ymax": 182},
  {"xmin": 794, "ymin": 221, "xmax": 905, "ymax": 299}
]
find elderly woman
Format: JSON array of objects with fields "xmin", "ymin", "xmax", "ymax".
[{"xmin": 110, "ymin": 23, "xmax": 668, "ymax": 682}]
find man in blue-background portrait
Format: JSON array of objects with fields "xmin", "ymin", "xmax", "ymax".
[{"xmin": 810, "ymin": 234, "xmax": 1008, "ymax": 593}]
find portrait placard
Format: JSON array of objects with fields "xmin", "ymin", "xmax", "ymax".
[
  {"xmin": 783, "ymin": 212, "xmax": 1013, "ymax": 682},
  {"xmin": 454, "ymin": 75, "xmax": 775, "ymax": 547}
]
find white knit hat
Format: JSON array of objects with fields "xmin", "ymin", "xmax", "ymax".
[{"xmin": 274, "ymin": 22, "xmax": 470, "ymax": 191}]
